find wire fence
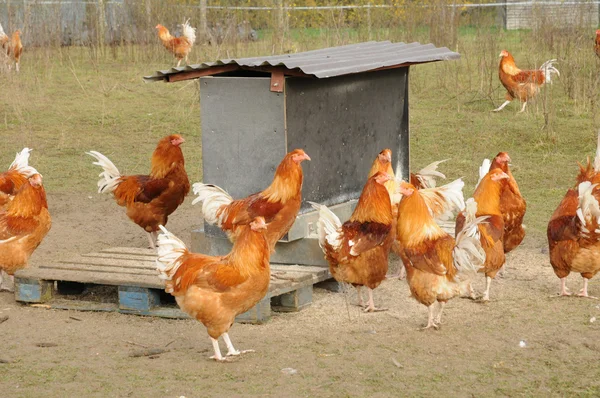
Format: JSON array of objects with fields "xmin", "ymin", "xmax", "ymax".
[{"xmin": 0, "ymin": 0, "xmax": 598, "ymax": 47}]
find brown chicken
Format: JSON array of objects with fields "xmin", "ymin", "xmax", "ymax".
[
  {"xmin": 595, "ymin": 30, "xmax": 600, "ymax": 58},
  {"xmin": 193, "ymin": 149, "xmax": 310, "ymax": 251},
  {"xmin": 156, "ymin": 217, "xmax": 270, "ymax": 361},
  {"xmin": 0, "ymin": 174, "xmax": 51, "ymax": 291},
  {"xmin": 548, "ymin": 176, "xmax": 600, "ymax": 298},
  {"xmin": 456, "ymin": 168, "xmax": 509, "ymax": 301},
  {"xmin": 478, "ymin": 152, "xmax": 527, "ymax": 255},
  {"xmin": 0, "ymin": 148, "xmax": 38, "ymax": 208},
  {"xmin": 493, "ymin": 50, "xmax": 559, "ymax": 113},
  {"xmin": 0, "ymin": 24, "xmax": 22, "ymax": 72},
  {"xmin": 311, "ymin": 172, "xmax": 393, "ymax": 312},
  {"xmin": 156, "ymin": 20, "xmax": 196, "ymax": 67},
  {"xmin": 396, "ymin": 182, "xmax": 487, "ymax": 329},
  {"xmin": 87, "ymin": 134, "xmax": 190, "ymax": 248}
]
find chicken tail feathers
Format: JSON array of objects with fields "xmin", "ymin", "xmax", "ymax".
[
  {"xmin": 453, "ymin": 214, "xmax": 489, "ymax": 276},
  {"xmin": 192, "ymin": 183, "xmax": 233, "ymax": 227},
  {"xmin": 477, "ymin": 158, "xmax": 491, "ymax": 185},
  {"xmin": 540, "ymin": 59, "xmax": 559, "ymax": 84},
  {"xmin": 156, "ymin": 225, "xmax": 189, "ymax": 292},
  {"xmin": 181, "ymin": 19, "xmax": 197, "ymax": 45},
  {"xmin": 309, "ymin": 201, "xmax": 342, "ymax": 251},
  {"xmin": 8, "ymin": 148, "xmax": 38, "ymax": 178},
  {"xmin": 0, "ymin": 22, "xmax": 6, "ymax": 39},
  {"xmin": 415, "ymin": 159, "xmax": 448, "ymax": 188},
  {"xmin": 86, "ymin": 151, "xmax": 122, "ymax": 194},
  {"xmin": 420, "ymin": 178, "xmax": 466, "ymax": 230}
]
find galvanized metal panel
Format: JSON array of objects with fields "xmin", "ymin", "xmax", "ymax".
[
  {"xmin": 285, "ymin": 67, "xmax": 408, "ymax": 211},
  {"xmin": 144, "ymin": 40, "xmax": 460, "ymax": 82},
  {"xmin": 200, "ymin": 76, "xmax": 286, "ymax": 237}
]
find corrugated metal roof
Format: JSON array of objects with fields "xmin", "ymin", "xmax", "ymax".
[{"xmin": 144, "ymin": 40, "xmax": 460, "ymax": 82}]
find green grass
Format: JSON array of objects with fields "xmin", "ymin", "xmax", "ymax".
[{"xmin": 1, "ymin": 26, "xmax": 598, "ymax": 246}]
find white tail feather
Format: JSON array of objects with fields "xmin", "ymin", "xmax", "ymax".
[
  {"xmin": 309, "ymin": 201, "xmax": 343, "ymax": 250},
  {"xmin": 0, "ymin": 22, "xmax": 6, "ymax": 40},
  {"xmin": 181, "ymin": 19, "xmax": 196, "ymax": 45},
  {"xmin": 540, "ymin": 59, "xmax": 560, "ymax": 84},
  {"xmin": 86, "ymin": 151, "xmax": 122, "ymax": 193},
  {"xmin": 8, "ymin": 148, "xmax": 38, "ymax": 178},
  {"xmin": 577, "ymin": 182, "xmax": 600, "ymax": 234},
  {"xmin": 453, "ymin": 199, "xmax": 488, "ymax": 275},
  {"xmin": 191, "ymin": 183, "xmax": 233, "ymax": 226},
  {"xmin": 477, "ymin": 158, "xmax": 491, "ymax": 185},
  {"xmin": 155, "ymin": 225, "xmax": 188, "ymax": 292},
  {"xmin": 415, "ymin": 159, "xmax": 448, "ymax": 188},
  {"xmin": 420, "ymin": 178, "xmax": 466, "ymax": 231}
]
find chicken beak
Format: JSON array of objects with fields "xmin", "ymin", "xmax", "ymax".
[{"xmin": 303, "ymin": 153, "xmax": 311, "ymax": 162}]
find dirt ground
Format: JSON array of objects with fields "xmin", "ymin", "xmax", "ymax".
[{"xmin": 2, "ymin": 193, "xmax": 600, "ymax": 398}]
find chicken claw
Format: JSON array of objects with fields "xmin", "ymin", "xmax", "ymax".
[
  {"xmin": 576, "ymin": 278, "xmax": 598, "ymax": 299},
  {"xmin": 223, "ymin": 333, "xmax": 255, "ymax": 357}
]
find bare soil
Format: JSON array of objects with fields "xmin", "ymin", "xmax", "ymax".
[{"xmin": 1, "ymin": 193, "xmax": 600, "ymax": 398}]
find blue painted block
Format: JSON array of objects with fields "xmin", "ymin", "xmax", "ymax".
[
  {"xmin": 14, "ymin": 278, "xmax": 53, "ymax": 303},
  {"xmin": 235, "ymin": 297, "xmax": 271, "ymax": 324},
  {"xmin": 118, "ymin": 286, "xmax": 161, "ymax": 313}
]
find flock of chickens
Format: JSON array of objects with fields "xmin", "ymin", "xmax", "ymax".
[
  {"xmin": 2, "ymin": 22, "xmax": 600, "ymax": 361},
  {"xmin": 0, "ymin": 22, "xmax": 22, "ymax": 72}
]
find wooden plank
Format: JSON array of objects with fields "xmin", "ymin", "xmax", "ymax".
[
  {"xmin": 100, "ymin": 247, "xmax": 157, "ymax": 256},
  {"xmin": 14, "ymin": 279, "xmax": 53, "ymax": 303},
  {"xmin": 118, "ymin": 286, "xmax": 161, "ymax": 312},
  {"xmin": 15, "ymin": 268, "xmax": 165, "ymax": 289},
  {"xmin": 81, "ymin": 253, "xmax": 157, "ymax": 262},
  {"xmin": 49, "ymin": 256, "xmax": 155, "ymax": 270},
  {"xmin": 270, "ymin": 69, "xmax": 284, "ymax": 92},
  {"xmin": 272, "ymin": 285, "xmax": 312, "ymax": 312},
  {"xmin": 44, "ymin": 262, "xmax": 158, "ymax": 276},
  {"xmin": 166, "ymin": 65, "xmax": 240, "ymax": 83}
]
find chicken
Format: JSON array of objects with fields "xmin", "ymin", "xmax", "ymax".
[
  {"xmin": 311, "ymin": 171, "xmax": 394, "ymax": 312},
  {"xmin": 156, "ymin": 19, "xmax": 196, "ymax": 67},
  {"xmin": 192, "ymin": 149, "xmax": 310, "ymax": 251},
  {"xmin": 456, "ymin": 168, "xmax": 509, "ymax": 301},
  {"xmin": 87, "ymin": 134, "xmax": 190, "ymax": 248},
  {"xmin": 156, "ymin": 217, "xmax": 270, "ymax": 361},
  {"xmin": 478, "ymin": 152, "xmax": 527, "ymax": 255},
  {"xmin": 0, "ymin": 24, "xmax": 22, "ymax": 72},
  {"xmin": 595, "ymin": 29, "xmax": 600, "ymax": 58},
  {"xmin": 493, "ymin": 50, "xmax": 560, "ymax": 113},
  {"xmin": 0, "ymin": 148, "xmax": 38, "ymax": 208},
  {"xmin": 396, "ymin": 182, "xmax": 487, "ymax": 329},
  {"xmin": 0, "ymin": 174, "xmax": 51, "ymax": 291},
  {"xmin": 548, "ymin": 181, "xmax": 600, "ymax": 298}
]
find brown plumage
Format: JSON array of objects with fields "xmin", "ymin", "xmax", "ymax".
[
  {"xmin": 0, "ymin": 148, "xmax": 38, "ymax": 209},
  {"xmin": 87, "ymin": 134, "xmax": 190, "ymax": 248},
  {"xmin": 456, "ymin": 168, "xmax": 509, "ymax": 301},
  {"xmin": 312, "ymin": 172, "xmax": 393, "ymax": 312},
  {"xmin": 0, "ymin": 174, "xmax": 51, "ymax": 291},
  {"xmin": 489, "ymin": 152, "xmax": 527, "ymax": 254},
  {"xmin": 156, "ymin": 20, "xmax": 196, "ymax": 67},
  {"xmin": 156, "ymin": 217, "xmax": 270, "ymax": 361},
  {"xmin": 493, "ymin": 50, "xmax": 559, "ymax": 113},
  {"xmin": 548, "ymin": 178, "xmax": 600, "ymax": 298},
  {"xmin": 595, "ymin": 30, "xmax": 600, "ymax": 58},
  {"xmin": 0, "ymin": 27, "xmax": 22, "ymax": 72},
  {"xmin": 193, "ymin": 149, "xmax": 310, "ymax": 251},
  {"xmin": 396, "ymin": 181, "xmax": 485, "ymax": 329}
]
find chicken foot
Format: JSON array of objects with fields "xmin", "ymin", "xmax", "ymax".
[
  {"xmin": 363, "ymin": 288, "xmax": 387, "ymax": 312},
  {"xmin": 421, "ymin": 304, "xmax": 439, "ymax": 330},
  {"xmin": 559, "ymin": 277, "xmax": 572, "ymax": 296},
  {"xmin": 209, "ymin": 337, "xmax": 226, "ymax": 361},
  {"xmin": 355, "ymin": 286, "xmax": 365, "ymax": 308},
  {"xmin": 433, "ymin": 301, "xmax": 446, "ymax": 325},
  {"xmin": 492, "ymin": 100, "xmax": 511, "ymax": 112},
  {"xmin": 223, "ymin": 332, "xmax": 255, "ymax": 357},
  {"xmin": 518, "ymin": 101, "xmax": 528, "ymax": 113},
  {"xmin": 577, "ymin": 278, "xmax": 598, "ymax": 299}
]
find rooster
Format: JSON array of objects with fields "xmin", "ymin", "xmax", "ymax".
[
  {"xmin": 156, "ymin": 19, "xmax": 196, "ymax": 67},
  {"xmin": 0, "ymin": 24, "xmax": 22, "ymax": 72},
  {"xmin": 493, "ymin": 50, "xmax": 560, "ymax": 113},
  {"xmin": 396, "ymin": 182, "xmax": 487, "ymax": 329},
  {"xmin": 456, "ymin": 168, "xmax": 509, "ymax": 301},
  {"xmin": 87, "ymin": 134, "xmax": 190, "ymax": 249},
  {"xmin": 409, "ymin": 159, "xmax": 448, "ymax": 189},
  {"xmin": 1, "ymin": 148, "xmax": 38, "ymax": 208},
  {"xmin": 193, "ymin": 149, "xmax": 310, "ymax": 251},
  {"xmin": 0, "ymin": 174, "xmax": 51, "ymax": 291},
  {"xmin": 595, "ymin": 30, "xmax": 600, "ymax": 58},
  {"xmin": 156, "ymin": 217, "xmax": 270, "ymax": 361},
  {"xmin": 478, "ymin": 152, "xmax": 526, "ymax": 277},
  {"xmin": 311, "ymin": 171, "xmax": 394, "ymax": 312},
  {"xmin": 547, "ymin": 182, "xmax": 600, "ymax": 298}
]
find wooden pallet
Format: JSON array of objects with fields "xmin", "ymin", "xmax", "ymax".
[{"xmin": 14, "ymin": 247, "xmax": 331, "ymax": 324}]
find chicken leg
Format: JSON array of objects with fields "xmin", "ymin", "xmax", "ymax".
[
  {"xmin": 210, "ymin": 337, "xmax": 225, "ymax": 361},
  {"xmin": 422, "ymin": 304, "xmax": 439, "ymax": 330},
  {"xmin": 493, "ymin": 100, "xmax": 511, "ymax": 112},
  {"xmin": 518, "ymin": 101, "xmax": 527, "ymax": 113},
  {"xmin": 223, "ymin": 332, "xmax": 254, "ymax": 357},
  {"xmin": 577, "ymin": 278, "xmax": 598, "ymax": 299},
  {"xmin": 147, "ymin": 231, "xmax": 157, "ymax": 249},
  {"xmin": 363, "ymin": 287, "xmax": 387, "ymax": 312},
  {"xmin": 482, "ymin": 276, "xmax": 492, "ymax": 302},
  {"xmin": 434, "ymin": 301, "xmax": 446, "ymax": 325},
  {"xmin": 559, "ymin": 277, "xmax": 572, "ymax": 296},
  {"xmin": 355, "ymin": 285, "xmax": 365, "ymax": 307}
]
